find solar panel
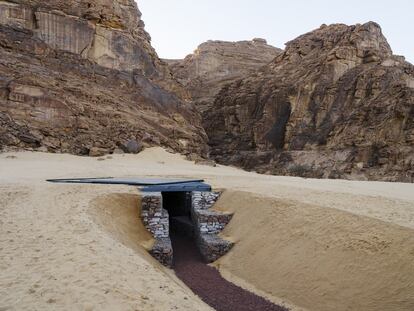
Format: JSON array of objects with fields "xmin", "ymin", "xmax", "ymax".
[
  {"xmin": 46, "ymin": 177, "xmax": 205, "ymax": 186},
  {"xmin": 141, "ymin": 182, "xmax": 211, "ymax": 192}
]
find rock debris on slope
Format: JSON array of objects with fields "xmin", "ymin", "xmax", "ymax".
[
  {"xmin": 166, "ymin": 39, "xmax": 282, "ymax": 113},
  {"xmin": 0, "ymin": 0, "xmax": 207, "ymax": 156},
  {"xmin": 203, "ymin": 23, "xmax": 414, "ymax": 182},
  {"xmin": 0, "ymin": 2, "xmax": 413, "ymax": 182}
]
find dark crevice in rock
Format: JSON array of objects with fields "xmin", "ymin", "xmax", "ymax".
[
  {"xmin": 200, "ymin": 22, "xmax": 414, "ymax": 182},
  {"xmin": 265, "ymin": 101, "xmax": 291, "ymax": 149}
]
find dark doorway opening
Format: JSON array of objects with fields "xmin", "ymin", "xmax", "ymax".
[
  {"xmin": 162, "ymin": 192, "xmax": 287, "ymax": 310},
  {"xmin": 162, "ymin": 191, "xmax": 194, "ymax": 237}
]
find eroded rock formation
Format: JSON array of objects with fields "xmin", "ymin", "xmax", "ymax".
[
  {"xmin": 1, "ymin": 3, "xmax": 412, "ymax": 183},
  {"xmin": 166, "ymin": 39, "xmax": 282, "ymax": 113},
  {"xmin": 205, "ymin": 23, "xmax": 414, "ymax": 182},
  {"xmin": 0, "ymin": 0, "xmax": 206, "ymax": 156}
]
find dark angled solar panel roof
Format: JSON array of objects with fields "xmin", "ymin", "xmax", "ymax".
[
  {"xmin": 141, "ymin": 182, "xmax": 211, "ymax": 192},
  {"xmin": 46, "ymin": 177, "xmax": 205, "ymax": 187}
]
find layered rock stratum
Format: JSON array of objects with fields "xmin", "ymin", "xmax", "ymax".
[
  {"xmin": 0, "ymin": 3, "xmax": 412, "ymax": 183},
  {"xmin": 204, "ymin": 22, "xmax": 414, "ymax": 182},
  {"xmin": 166, "ymin": 39, "xmax": 282, "ymax": 113},
  {"xmin": 0, "ymin": 0, "xmax": 207, "ymax": 156}
]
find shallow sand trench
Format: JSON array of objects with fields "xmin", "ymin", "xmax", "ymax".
[
  {"xmin": 1, "ymin": 148, "xmax": 414, "ymax": 311},
  {"xmin": 0, "ymin": 184, "xmax": 212, "ymax": 311},
  {"xmin": 171, "ymin": 233, "xmax": 288, "ymax": 311},
  {"xmin": 214, "ymin": 191, "xmax": 414, "ymax": 311}
]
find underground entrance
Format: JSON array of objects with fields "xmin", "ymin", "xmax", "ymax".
[
  {"xmin": 142, "ymin": 190, "xmax": 289, "ymax": 311},
  {"xmin": 47, "ymin": 176, "xmax": 289, "ymax": 310},
  {"xmin": 141, "ymin": 188, "xmax": 234, "ymax": 267},
  {"xmin": 162, "ymin": 191, "xmax": 195, "ymax": 237},
  {"xmin": 46, "ymin": 176, "xmax": 234, "ymax": 266}
]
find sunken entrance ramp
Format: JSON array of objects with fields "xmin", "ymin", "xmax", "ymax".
[
  {"xmin": 172, "ymin": 234, "xmax": 288, "ymax": 311},
  {"xmin": 140, "ymin": 188, "xmax": 234, "ymax": 266},
  {"xmin": 48, "ymin": 177, "xmax": 235, "ymax": 265},
  {"xmin": 48, "ymin": 176, "xmax": 288, "ymax": 310}
]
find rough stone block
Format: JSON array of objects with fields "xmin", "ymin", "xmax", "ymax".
[
  {"xmin": 141, "ymin": 192, "xmax": 169, "ymax": 239},
  {"xmin": 149, "ymin": 238, "xmax": 173, "ymax": 267},
  {"xmin": 0, "ymin": 2, "xmax": 34, "ymax": 29},
  {"xmin": 192, "ymin": 208, "xmax": 233, "ymax": 235},
  {"xmin": 192, "ymin": 191, "xmax": 221, "ymax": 210},
  {"xmin": 35, "ymin": 10, "xmax": 95, "ymax": 56},
  {"xmin": 88, "ymin": 25, "xmax": 155, "ymax": 73},
  {"xmin": 197, "ymin": 234, "xmax": 234, "ymax": 263}
]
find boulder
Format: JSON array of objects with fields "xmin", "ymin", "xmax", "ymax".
[
  {"xmin": 89, "ymin": 147, "xmax": 108, "ymax": 157},
  {"xmin": 112, "ymin": 148, "xmax": 125, "ymax": 155},
  {"xmin": 122, "ymin": 140, "xmax": 143, "ymax": 154}
]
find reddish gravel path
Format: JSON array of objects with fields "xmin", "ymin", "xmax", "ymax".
[{"xmin": 171, "ymin": 234, "xmax": 289, "ymax": 311}]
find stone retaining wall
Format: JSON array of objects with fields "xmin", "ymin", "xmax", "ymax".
[
  {"xmin": 141, "ymin": 192, "xmax": 173, "ymax": 266},
  {"xmin": 141, "ymin": 192, "xmax": 169, "ymax": 238},
  {"xmin": 197, "ymin": 234, "xmax": 234, "ymax": 263},
  {"xmin": 141, "ymin": 190, "xmax": 234, "ymax": 266},
  {"xmin": 191, "ymin": 191, "xmax": 234, "ymax": 262},
  {"xmin": 193, "ymin": 209, "xmax": 232, "ymax": 235},
  {"xmin": 192, "ymin": 191, "xmax": 221, "ymax": 210},
  {"xmin": 149, "ymin": 237, "xmax": 173, "ymax": 267}
]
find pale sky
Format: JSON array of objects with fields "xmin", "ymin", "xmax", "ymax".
[{"xmin": 138, "ymin": 0, "xmax": 413, "ymax": 63}]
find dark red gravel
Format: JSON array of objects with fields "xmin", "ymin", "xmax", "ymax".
[{"xmin": 171, "ymin": 234, "xmax": 289, "ymax": 311}]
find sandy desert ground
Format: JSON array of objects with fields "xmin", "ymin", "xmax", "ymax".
[{"xmin": 1, "ymin": 148, "xmax": 414, "ymax": 311}]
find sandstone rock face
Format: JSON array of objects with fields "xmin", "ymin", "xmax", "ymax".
[
  {"xmin": 0, "ymin": 0, "xmax": 205, "ymax": 155},
  {"xmin": 166, "ymin": 39, "xmax": 282, "ymax": 113},
  {"xmin": 205, "ymin": 23, "xmax": 414, "ymax": 182}
]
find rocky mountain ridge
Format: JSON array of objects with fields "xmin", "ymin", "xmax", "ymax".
[
  {"xmin": 0, "ymin": 0, "xmax": 206, "ymax": 156},
  {"xmin": 204, "ymin": 22, "xmax": 414, "ymax": 182},
  {"xmin": 0, "ymin": 1, "xmax": 412, "ymax": 182},
  {"xmin": 166, "ymin": 39, "xmax": 282, "ymax": 113}
]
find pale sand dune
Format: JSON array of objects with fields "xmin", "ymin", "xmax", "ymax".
[
  {"xmin": 1, "ymin": 148, "xmax": 414, "ymax": 311},
  {"xmin": 0, "ymin": 183, "xmax": 212, "ymax": 311},
  {"xmin": 214, "ymin": 191, "xmax": 414, "ymax": 311}
]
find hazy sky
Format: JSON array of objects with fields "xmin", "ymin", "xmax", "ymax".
[{"xmin": 138, "ymin": 0, "xmax": 413, "ymax": 63}]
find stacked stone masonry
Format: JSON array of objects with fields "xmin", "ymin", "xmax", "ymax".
[
  {"xmin": 141, "ymin": 192, "xmax": 173, "ymax": 267},
  {"xmin": 195, "ymin": 210, "xmax": 232, "ymax": 235},
  {"xmin": 197, "ymin": 234, "xmax": 234, "ymax": 263},
  {"xmin": 141, "ymin": 191, "xmax": 234, "ymax": 266},
  {"xmin": 192, "ymin": 191, "xmax": 221, "ymax": 210},
  {"xmin": 141, "ymin": 192, "xmax": 169, "ymax": 238},
  {"xmin": 149, "ymin": 238, "xmax": 173, "ymax": 267},
  {"xmin": 191, "ymin": 191, "xmax": 234, "ymax": 262}
]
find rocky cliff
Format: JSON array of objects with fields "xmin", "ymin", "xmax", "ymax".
[
  {"xmin": 166, "ymin": 39, "xmax": 282, "ymax": 113},
  {"xmin": 205, "ymin": 22, "xmax": 414, "ymax": 182},
  {"xmin": 0, "ymin": 0, "xmax": 206, "ymax": 156}
]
